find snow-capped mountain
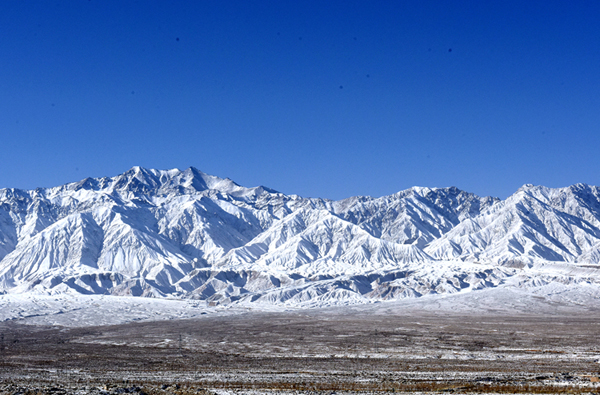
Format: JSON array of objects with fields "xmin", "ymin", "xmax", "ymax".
[{"xmin": 1, "ymin": 167, "xmax": 599, "ymax": 307}]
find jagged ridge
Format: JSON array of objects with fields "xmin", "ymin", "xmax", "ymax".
[{"xmin": 1, "ymin": 167, "xmax": 600, "ymax": 306}]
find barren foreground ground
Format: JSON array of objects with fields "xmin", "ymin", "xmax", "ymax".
[{"xmin": 2, "ymin": 307, "xmax": 600, "ymax": 394}]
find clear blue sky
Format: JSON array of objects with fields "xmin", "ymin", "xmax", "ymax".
[{"xmin": 1, "ymin": 1, "xmax": 599, "ymax": 200}]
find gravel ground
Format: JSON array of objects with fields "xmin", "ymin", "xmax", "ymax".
[{"xmin": 2, "ymin": 308, "xmax": 600, "ymax": 394}]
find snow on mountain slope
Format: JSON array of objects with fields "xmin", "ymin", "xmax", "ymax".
[
  {"xmin": 0, "ymin": 206, "xmax": 18, "ymax": 261},
  {"xmin": 333, "ymin": 186, "xmax": 498, "ymax": 248},
  {"xmin": 0, "ymin": 212, "xmax": 102, "ymax": 290},
  {"xmin": 0, "ymin": 167, "xmax": 599, "ymax": 310},
  {"xmin": 425, "ymin": 184, "xmax": 600, "ymax": 264},
  {"xmin": 217, "ymin": 208, "xmax": 433, "ymax": 274}
]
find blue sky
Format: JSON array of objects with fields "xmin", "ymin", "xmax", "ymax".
[{"xmin": 1, "ymin": 1, "xmax": 599, "ymax": 200}]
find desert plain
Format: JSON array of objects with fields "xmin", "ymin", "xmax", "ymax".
[{"xmin": 2, "ymin": 296, "xmax": 600, "ymax": 395}]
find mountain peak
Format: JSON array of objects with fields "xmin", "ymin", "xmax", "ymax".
[
  {"xmin": 2, "ymin": 168, "xmax": 600, "ymax": 308},
  {"xmin": 517, "ymin": 183, "xmax": 537, "ymax": 192}
]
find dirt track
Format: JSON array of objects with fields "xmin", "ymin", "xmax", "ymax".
[{"xmin": 2, "ymin": 309, "xmax": 600, "ymax": 394}]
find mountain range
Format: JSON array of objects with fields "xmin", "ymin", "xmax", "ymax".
[{"xmin": 1, "ymin": 166, "xmax": 600, "ymax": 307}]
